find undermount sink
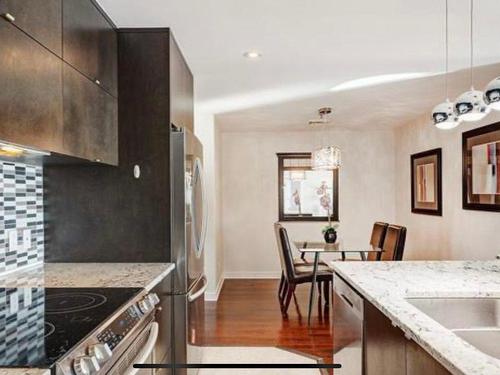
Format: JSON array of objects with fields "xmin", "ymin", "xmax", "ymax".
[{"xmin": 406, "ymin": 298, "xmax": 500, "ymax": 359}]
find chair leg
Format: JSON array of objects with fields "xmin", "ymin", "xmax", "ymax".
[
  {"xmin": 323, "ymin": 281, "xmax": 330, "ymax": 306},
  {"xmin": 282, "ymin": 284, "xmax": 295, "ymax": 316},
  {"xmin": 278, "ymin": 273, "xmax": 285, "ymax": 300}
]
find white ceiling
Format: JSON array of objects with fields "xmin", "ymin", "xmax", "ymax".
[{"xmin": 98, "ymin": 0, "xmax": 500, "ymax": 130}]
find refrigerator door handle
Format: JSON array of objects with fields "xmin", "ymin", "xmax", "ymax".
[
  {"xmin": 188, "ymin": 276, "xmax": 208, "ymax": 302},
  {"xmin": 197, "ymin": 157, "xmax": 209, "ymax": 257}
]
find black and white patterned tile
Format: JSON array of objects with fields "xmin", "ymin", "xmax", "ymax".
[{"xmin": 0, "ymin": 161, "xmax": 44, "ymax": 273}]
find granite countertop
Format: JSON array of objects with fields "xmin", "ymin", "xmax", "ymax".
[
  {"xmin": 0, "ymin": 370, "xmax": 50, "ymax": 375},
  {"xmin": 0, "ymin": 262, "xmax": 175, "ymax": 290},
  {"xmin": 331, "ymin": 261, "xmax": 500, "ymax": 375}
]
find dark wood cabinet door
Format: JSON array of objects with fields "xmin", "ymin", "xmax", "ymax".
[
  {"xmin": 62, "ymin": 0, "xmax": 117, "ymax": 97},
  {"xmin": 170, "ymin": 34, "xmax": 194, "ymax": 131},
  {"xmin": 63, "ymin": 64, "xmax": 118, "ymax": 165},
  {"xmin": 364, "ymin": 301, "xmax": 407, "ymax": 375},
  {"xmin": 406, "ymin": 340, "xmax": 451, "ymax": 375},
  {"xmin": 0, "ymin": 21, "xmax": 63, "ymax": 153},
  {"xmin": 0, "ymin": 0, "xmax": 62, "ymax": 56}
]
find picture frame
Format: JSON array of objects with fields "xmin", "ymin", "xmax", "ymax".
[
  {"xmin": 411, "ymin": 148, "xmax": 442, "ymax": 216},
  {"xmin": 462, "ymin": 122, "xmax": 500, "ymax": 212}
]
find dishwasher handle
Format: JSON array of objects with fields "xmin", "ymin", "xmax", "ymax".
[{"xmin": 334, "ymin": 275, "xmax": 364, "ymax": 319}]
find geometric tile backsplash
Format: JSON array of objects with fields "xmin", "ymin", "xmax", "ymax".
[{"xmin": 0, "ymin": 161, "xmax": 44, "ymax": 274}]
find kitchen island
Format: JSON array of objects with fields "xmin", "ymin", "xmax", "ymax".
[{"xmin": 331, "ymin": 261, "xmax": 500, "ymax": 375}]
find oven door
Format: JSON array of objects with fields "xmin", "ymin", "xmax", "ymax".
[{"xmin": 107, "ymin": 321, "xmax": 159, "ymax": 375}]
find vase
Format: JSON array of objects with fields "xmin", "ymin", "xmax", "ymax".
[{"xmin": 324, "ymin": 228, "xmax": 337, "ymax": 244}]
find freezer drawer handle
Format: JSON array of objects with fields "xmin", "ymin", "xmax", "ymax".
[{"xmin": 188, "ymin": 276, "xmax": 208, "ymax": 302}]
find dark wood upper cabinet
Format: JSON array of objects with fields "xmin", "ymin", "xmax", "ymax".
[
  {"xmin": 0, "ymin": 0, "xmax": 62, "ymax": 56},
  {"xmin": 170, "ymin": 34, "xmax": 194, "ymax": 131},
  {"xmin": 63, "ymin": 64, "xmax": 118, "ymax": 165},
  {"xmin": 62, "ymin": 0, "xmax": 118, "ymax": 97},
  {"xmin": 0, "ymin": 20, "xmax": 63, "ymax": 153}
]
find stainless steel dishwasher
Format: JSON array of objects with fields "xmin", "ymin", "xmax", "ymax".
[{"xmin": 333, "ymin": 273, "xmax": 364, "ymax": 375}]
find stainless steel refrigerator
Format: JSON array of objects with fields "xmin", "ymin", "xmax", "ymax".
[{"xmin": 171, "ymin": 127, "xmax": 207, "ymax": 375}]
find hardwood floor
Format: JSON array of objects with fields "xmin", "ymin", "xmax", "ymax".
[{"xmin": 201, "ymin": 279, "xmax": 334, "ymax": 367}]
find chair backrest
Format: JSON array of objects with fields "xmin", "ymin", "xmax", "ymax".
[
  {"xmin": 367, "ymin": 222, "xmax": 389, "ymax": 261},
  {"xmin": 273, "ymin": 222, "xmax": 296, "ymax": 280},
  {"xmin": 380, "ymin": 225, "xmax": 407, "ymax": 261}
]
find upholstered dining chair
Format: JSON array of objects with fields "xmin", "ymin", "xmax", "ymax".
[
  {"xmin": 343, "ymin": 222, "xmax": 389, "ymax": 261},
  {"xmin": 274, "ymin": 223, "xmax": 333, "ymax": 316},
  {"xmin": 379, "ymin": 224, "xmax": 407, "ymax": 261}
]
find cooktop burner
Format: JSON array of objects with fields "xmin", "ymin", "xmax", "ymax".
[
  {"xmin": 45, "ymin": 291, "xmax": 108, "ymax": 314},
  {"xmin": 0, "ymin": 287, "xmax": 142, "ymax": 369}
]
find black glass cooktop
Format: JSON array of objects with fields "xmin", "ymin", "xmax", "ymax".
[{"xmin": 0, "ymin": 287, "xmax": 142, "ymax": 369}]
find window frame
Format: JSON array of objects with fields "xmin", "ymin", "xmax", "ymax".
[{"xmin": 277, "ymin": 152, "xmax": 339, "ymax": 222}]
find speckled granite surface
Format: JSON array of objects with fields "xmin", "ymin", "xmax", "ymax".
[
  {"xmin": 0, "ymin": 370, "xmax": 50, "ymax": 375},
  {"xmin": 0, "ymin": 262, "xmax": 175, "ymax": 291},
  {"xmin": 331, "ymin": 261, "xmax": 500, "ymax": 375}
]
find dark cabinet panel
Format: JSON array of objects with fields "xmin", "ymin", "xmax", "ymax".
[
  {"xmin": 0, "ymin": 0, "xmax": 62, "ymax": 56},
  {"xmin": 407, "ymin": 340, "xmax": 451, "ymax": 375},
  {"xmin": 0, "ymin": 21, "xmax": 63, "ymax": 153},
  {"xmin": 63, "ymin": 64, "xmax": 118, "ymax": 165},
  {"xmin": 63, "ymin": 0, "xmax": 117, "ymax": 97},
  {"xmin": 364, "ymin": 301, "xmax": 407, "ymax": 375},
  {"xmin": 170, "ymin": 34, "xmax": 194, "ymax": 131}
]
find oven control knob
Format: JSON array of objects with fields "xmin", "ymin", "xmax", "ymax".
[
  {"xmin": 88, "ymin": 343, "xmax": 112, "ymax": 365},
  {"xmin": 73, "ymin": 355, "xmax": 100, "ymax": 375},
  {"xmin": 137, "ymin": 297, "xmax": 154, "ymax": 314},
  {"xmin": 147, "ymin": 293, "xmax": 160, "ymax": 306}
]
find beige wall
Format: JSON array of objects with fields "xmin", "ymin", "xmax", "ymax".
[
  {"xmin": 395, "ymin": 111, "xmax": 500, "ymax": 261},
  {"xmin": 219, "ymin": 129, "xmax": 396, "ymax": 278}
]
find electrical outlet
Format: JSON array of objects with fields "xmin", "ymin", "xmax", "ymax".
[
  {"xmin": 8, "ymin": 230, "xmax": 18, "ymax": 251},
  {"xmin": 23, "ymin": 229, "xmax": 31, "ymax": 251},
  {"xmin": 10, "ymin": 293, "xmax": 19, "ymax": 314},
  {"xmin": 24, "ymin": 288, "xmax": 32, "ymax": 307}
]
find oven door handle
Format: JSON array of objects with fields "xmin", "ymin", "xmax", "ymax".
[
  {"xmin": 188, "ymin": 275, "xmax": 208, "ymax": 302},
  {"xmin": 124, "ymin": 322, "xmax": 159, "ymax": 375}
]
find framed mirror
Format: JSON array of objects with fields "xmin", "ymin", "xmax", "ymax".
[
  {"xmin": 411, "ymin": 148, "xmax": 442, "ymax": 216},
  {"xmin": 463, "ymin": 122, "xmax": 500, "ymax": 211}
]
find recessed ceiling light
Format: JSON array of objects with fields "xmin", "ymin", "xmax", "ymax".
[{"xmin": 243, "ymin": 51, "xmax": 262, "ymax": 59}]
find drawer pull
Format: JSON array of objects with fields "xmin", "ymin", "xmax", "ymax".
[{"xmin": 3, "ymin": 13, "xmax": 15, "ymax": 22}]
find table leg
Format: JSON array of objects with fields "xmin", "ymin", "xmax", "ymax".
[
  {"xmin": 307, "ymin": 252, "xmax": 320, "ymax": 325},
  {"xmin": 360, "ymin": 251, "xmax": 367, "ymax": 261}
]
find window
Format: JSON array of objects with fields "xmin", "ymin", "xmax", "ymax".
[{"xmin": 277, "ymin": 153, "xmax": 339, "ymax": 222}]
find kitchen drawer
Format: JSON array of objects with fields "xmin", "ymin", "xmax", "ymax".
[
  {"xmin": 0, "ymin": 20, "xmax": 63, "ymax": 153},
  {"xmin": 0, "ymin": 0, "xmax": 62, "ymax": 56},
  {"xmin": 63, "ymin": 0, "xmax": 117, "ymax": 97},
  {"xmin": 63, "ymin": 63, "xmax": 118, "ymax": 165}
]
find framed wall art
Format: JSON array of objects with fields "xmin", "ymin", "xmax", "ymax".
[
  {"xmin": 411, "ymin": 148, "xmax": 442, "ymax": 216},
  {"xmin": 463, "ymin": 122, "xmax": 500, "ymax": 212}
]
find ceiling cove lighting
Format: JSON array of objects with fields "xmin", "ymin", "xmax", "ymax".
[
  {"xmin": 330, "ymin": 72, "xmax": 433, "ymax": 92},
  {"xmin": 432, "ymin": 0, "xmax": 461, "ymax": 130},
  {"xmin": 309, "ymin": 108, "xmax": 341, "ymax": 171},
  {"xmin": 454, "ymin": 0, "xmax": 490, "ymax": 122},
  {"xmin": 243, "ymin": 50, "xmax": 262, "ymax": 59},
  {"xmin": 0, "ymin": 142, "xmax": 50, "ymax": 157}
]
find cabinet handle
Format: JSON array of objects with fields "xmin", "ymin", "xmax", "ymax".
[{"xmin": 2, "ymin": 13, "xmax": 15, "ymax": 22}]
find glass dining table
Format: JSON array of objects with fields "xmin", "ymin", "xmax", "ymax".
[{"xmin": 293, "ymin": 240, "xmax": 383, "ymax": 325}]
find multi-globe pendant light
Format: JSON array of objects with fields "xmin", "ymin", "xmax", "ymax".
[
  {"xmin": 310, "ymin": 107, "xmax": 341, "ymax": 170},
  {"xmin": 433, "ymin": 0, "xmax": 499, "ymax": 129},
  {"xmin": 432, "ymin": 0, "xmax": 461, "ymax": 129}
]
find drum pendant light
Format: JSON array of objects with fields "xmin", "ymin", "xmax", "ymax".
[
  {"xmin": 454, "ymin": 0, "xmax": 490, "ymax": 122},
  {"xmin": 310, "ymin": 108, "xmax": 341, "ymax": 171},
  {"xmin": 432, "ymin": 0, "xmax": 461, "ymax": 129}
]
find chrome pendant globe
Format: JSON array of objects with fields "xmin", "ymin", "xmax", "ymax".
[
  {"xmin": 454, "ymin": 89, "xmax": 490, "ymax": 122},
  {"xmin": 484, "ymin": 77, "xmax": 500, "ymax": 111},
  {"xmin": 311, "ymin": 146, "xmax": 341, "ymax": 170},
  {"xmin": 432, "ymin": 100, "xmax": 461, "ymax": 129}
]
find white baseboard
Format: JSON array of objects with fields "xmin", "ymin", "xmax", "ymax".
[
  {"xmin": 223, "ymin": 271, "xmax": 281, "ymax": 279},
  {"xmin": 204, "ymin": 276, "xmax": 225, "ymax": 301}
]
